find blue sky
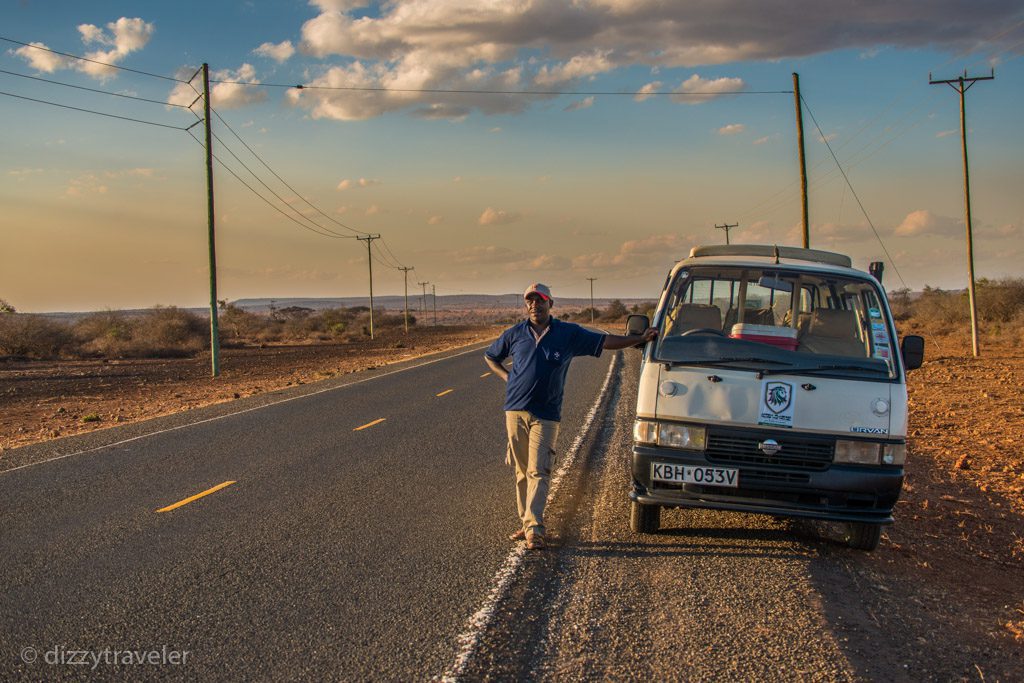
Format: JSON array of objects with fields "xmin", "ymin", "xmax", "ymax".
[{"xmin": 2, "ymin": 1, "xmax": 1022, "ymax": 312}]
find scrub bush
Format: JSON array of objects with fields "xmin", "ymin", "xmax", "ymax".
[{"xmin": 0, "ymin": 314, "xmax": 75, "ymax": 358}]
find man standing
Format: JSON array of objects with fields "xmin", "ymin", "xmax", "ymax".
[{"xmin": 484, "ymin": 283, "xmax": 657, "ymax": 549}]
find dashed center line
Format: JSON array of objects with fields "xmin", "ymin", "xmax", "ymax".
[
  {"xmin": 480, "ymin": 372, "xmax": 492, "ymax": 378},
  {"xmin": 436, "ymin": 389, "xmax": 454, "ymax": 397},
  {"xmin": 354, "ymin": 418, "xmax": 386, "ymax": 431},
  {"xmin": 156, "ymin": 481, "xmax": 236, "ymax": 513}
]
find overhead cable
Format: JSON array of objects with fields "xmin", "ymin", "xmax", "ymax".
[
  {"xmin": 0, "ymin": 35, "xmax": 186, "ymax": 83},
  {"xmin": 799, "ymin": 95, "xmax": 908, "ymax": 289},
  {"xmin": 0, "ymin": 68, "xmax": 190, "ymax": 107},
  {"xmin": 0, "ymin": 90, "xmax": 188, "ymax": 130}
]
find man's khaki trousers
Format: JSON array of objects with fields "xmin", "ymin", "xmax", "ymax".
[{"xmin": 505, "ymin": 410, "xmax": 560, "ymax": 535}]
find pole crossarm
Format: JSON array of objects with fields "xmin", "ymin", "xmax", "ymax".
[{"xmin": 715, "ymin": 222, "xmax": 738, "ymax": 245}]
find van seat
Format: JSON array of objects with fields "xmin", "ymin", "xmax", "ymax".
[
  {"xmin": 724, "ymin": 307, "xmax": 775, "ymax": 329},
  {"xmin": 668, "ymin": 303, "xmax": 722, "ymax": 334},
  {"xmin": 797, "ymin": 309, "xmax": 866, "ymax": 357}
]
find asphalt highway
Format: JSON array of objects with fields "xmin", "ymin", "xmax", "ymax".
[{"xmin": 0, "ymin": 342, "xmax": 614, "ymax": 680}]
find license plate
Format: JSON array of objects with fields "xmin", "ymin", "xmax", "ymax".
[{"xmin": 651, "ymin": 462, "xmax": 739, "ymax": 488}]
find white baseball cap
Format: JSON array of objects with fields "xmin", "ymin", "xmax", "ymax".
[{"xmin": 523, "ymin": 283, "xmax": 553, "ymax": 301}]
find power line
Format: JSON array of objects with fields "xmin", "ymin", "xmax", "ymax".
[
  {"xmin": 0, "ymin": 35, "xmax": 186, "ymax": 83},
  {"xmin": 799, "ymin": 94, "xmax": 907, "ymax": 289},
  {"xmin": 0, "ymin": 68, "xmax": 191, "ymax": 107},
  {"xmin": 0, "ymin": 89, "xmax": 189, "ymax": 130},
  {"xmin": 208, "ymin": 107, "xmax": 368, "ymax": 238},
  {"xmin": 186, "ymin": 130, "xmax": 359, "ymax": 240}
]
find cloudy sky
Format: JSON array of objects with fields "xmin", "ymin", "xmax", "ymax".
[{"xmin": 2, "ymin": 1, "xmax": 1022, "ymax": 311}]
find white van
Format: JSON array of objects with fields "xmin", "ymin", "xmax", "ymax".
[{"xmin": 626, "ymin": 244, "xmax": 925, "ymax": 550}]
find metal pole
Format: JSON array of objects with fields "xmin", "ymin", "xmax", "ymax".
[
  {"xmin": 793, "ymin": 73, "xmax": 809, "ymax": 248},
  {"xmin": 202, "ymin": 64, "xmax": 220, "ymax": 378},
  {"xmin": 930, "ymin": 69, "xmax": 994, "ymax": 358},
  {"xmin": 431, "ymin": 284, "xmax": 437, "ymax": 326},
  {"xmin": 399, "ymin": 267, "xmax": 412, "ymax": 333},
  {"xmin": 418, "ymin": 281, "xmax": 429, "ymax": 318},
  {"xmin": 357, "ymin": 234, "xmax": 380, "ymax": 339},
  {"xmin": 587, "ymin": 277, "xmax": 597, "ymax": 324}
]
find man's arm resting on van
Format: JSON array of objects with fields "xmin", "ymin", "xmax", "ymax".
[
  {"xmin": 484, "ymin": 355, "xmax": 509, "ymax": 382},
  {"xmin": 602, "ymin": 327, "xmax": 658, "ymax": 351}
]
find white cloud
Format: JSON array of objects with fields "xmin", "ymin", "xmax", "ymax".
[
  {"xmin": 894, "ymin": 209, "xmax": 960, "ymax": 237},
  {"xmin": 573, "ymin": 233, "xmax": 696, "ymax": 271},
  {"xmin": 564, "ymin": 96, "xmax": 595, "ymax": 112},
  {"xmin": 935, "ymin": 129, "xmax": 957, "ymax": 138},
  {"xmin": 337, "ymin": 177, "xmax": 381, "ymax": 190},
  {"xmin": 718, "ymin": 123, "xmax": 745, "ymax": 135},
  {"xmin": 270, "ymin": 2, "xmax": 1023, "ymax": 120},
  {"xmin": 817, "ymin": 132, "xmax": 838, "ymax": 143},
  {"xmin": 253, "ymin": 40, "xmax": 296, "ymax": 63},
  {"xmin": 478, "ymin": 207, "xmax": 522, "ymax": 226},
  {"xmin": 365, "ymin": 204, "xmax": 380, "ymax": 215},
  {"xmin": 634, "ymin": 81, "xmax": 661, "ymax": 102},
  {"xmin": 445, "ymin": 246, "xmax": 570, "ymax": 272},
  {"xmin": 167, "ymin": 63, "xmax": 268, "ymax": 109},
  {"xmin": 671, "ymin": 74, "xmax": 746, "ymax": 104},
  {"xmin": 427, "ymin": 215, "xmax": 443, "ymax": 225},
  {"xmin": 14, "ymin": 18, "xmax": 154, "ymax": 80},
  {"xmin": 490, "ymin": 127, "xmax": 502, "ymax": 133},
  {"xmin": 13, "ymin": 43, "xmax": 73, "ymax": 72}
]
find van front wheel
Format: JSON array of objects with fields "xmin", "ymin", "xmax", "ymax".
[
  {"xmin": 630, "ymin": 500, "xmax": 660, "ymax": 534},
  {"xmin": 847, "ymin": 522, "xmax": 882, "ymax": 551}
]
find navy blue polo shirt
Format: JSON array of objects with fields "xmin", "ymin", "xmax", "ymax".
[{"xmin": 485, "ymin": 318, "xmax": 605, "ymax": 421}]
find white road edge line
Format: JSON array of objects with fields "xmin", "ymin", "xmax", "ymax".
[
  {"xmin": 1, "ymin": 342, "xmax": 492, "ymax": 477},
  {"xmin": 439, "ymin": 351, "xmax": 621, "ymax": 683}
]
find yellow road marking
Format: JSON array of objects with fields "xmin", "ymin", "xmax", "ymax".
[
  {"xmin": 156, "ymin": 481, "xmax": 236, "ymax": 513},
  {"xmin": 480, "ymin": 372, "xmax": 491, "ymax": 378},
  {"xmin": 436, "ymin": 389, "xmax": 454, "ymax": 397},
  {"xmin": 354, "ymin": 417, "xmax": 386, "ymax": 431}
]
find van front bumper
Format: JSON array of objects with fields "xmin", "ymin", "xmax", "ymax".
[{"xmin": 631, "ymin": 443, "xmax": 903, "ymax": 524}]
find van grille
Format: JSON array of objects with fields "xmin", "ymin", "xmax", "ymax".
[{"xmin": 706, "ymin": 431, "xmax": 833, "ymax": 471}]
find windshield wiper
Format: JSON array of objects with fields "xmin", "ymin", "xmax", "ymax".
[
  {"xmin": 757, "ymin": 363, "xmax": 890, "ymax": 377},
  {"xmin": 667, "ymin": 357, "xmax": 792, "ymax": 368}
]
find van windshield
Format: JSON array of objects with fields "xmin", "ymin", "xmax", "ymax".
[{"xmin": 654, "ymin": 266, "xmax": 899, "ymax": 380}]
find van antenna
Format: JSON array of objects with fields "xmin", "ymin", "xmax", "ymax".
[{"xmin": 772, "ymin": 244, "xmax": 780, "ymax": 264}]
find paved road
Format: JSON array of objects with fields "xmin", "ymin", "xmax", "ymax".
[{"xmin": 0, "ymin": 342, "xmax": 614, "ymax": 680}]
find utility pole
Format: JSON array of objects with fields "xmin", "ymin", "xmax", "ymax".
[
  {"xmin": 202, "ymin": 63, "xmax": 220, "ymax": 378},
  {"xmin": 792, "ymin": 72, "xmax": 810, "ymax": 248},
  {"xmin": 431, "ymin": 284, "xmax": 437, "ymax": 326},
  {"xmin": 398, "ymin": 266, "xmax": 412, "ymax": 333},
  {"xmin": 715, "ymin": 222, "xmax": 738, "ymax": 245},
  {"xmin": 418, "ymin": 281, "xmax": 429, "ymax": 318},
  {"xmin": 356, "ymin": 234, "xmax": 381, "ymax": 339},
  {"xmin": 930, "ymin": 69, "xmax": 994, "ymax": 358},
  {"xmin": 586, "ymin": 277, "xmax": 597, "ymax": 324}
]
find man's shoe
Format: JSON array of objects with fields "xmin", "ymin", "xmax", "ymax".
[
  {"xmin": 509, "ymin": 529, "xmax": 526, "ymax": 541},
  {"xmin": 525, "ymin": 531, "xmax": 545, "ymax": 550}
]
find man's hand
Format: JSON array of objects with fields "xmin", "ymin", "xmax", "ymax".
[{"xmin": 603, "ymin": 327, "xmax": 658, "ymax": 351}]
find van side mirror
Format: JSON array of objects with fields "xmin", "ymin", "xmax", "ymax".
[
  {"xmin": 901, "ymin": 335, "xmax": 925, "ymax": 370},
  {"xmin": 626, "ymin": 314, "xmax": 651, "ymax": 349}
]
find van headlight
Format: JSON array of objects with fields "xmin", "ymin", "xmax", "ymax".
[
  {"xmin": 633, "ymin": 419, "xmax": 706, "ymax": 450},
  {"xmin": 834, "ymin": 441, "xmax": 906, "ymax": 466}
]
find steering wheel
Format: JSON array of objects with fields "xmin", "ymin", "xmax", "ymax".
[{"xmin": 681, "ymin": 328, "xmax": 726, "ymax": 337}]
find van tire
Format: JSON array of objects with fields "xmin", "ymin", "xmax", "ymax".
[
  {"xmin": 847, "ymin": 522, "xmax": 882, "ymax": 551},
  {"xmin": 630, "ymin": 501, "xmax": 660, "ymax": 534}
]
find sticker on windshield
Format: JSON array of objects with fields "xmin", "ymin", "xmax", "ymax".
[
  {"xmin": 871, "ymin": 321, "xmax": 886, "ymax": 331},
  {"xmin": 758, "ymin": 380, "xmax": 794, "ymax": 428},
  {"xmin": 869, "ymin": 307, "xmax": 882, "ymax": 318}
]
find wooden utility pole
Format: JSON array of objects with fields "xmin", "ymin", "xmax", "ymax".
[
  {"xmin": 431, "ymin": 284, "xmax": 437, "ymax": 326},
  {"xmin": 418, "ymin": 281, "xmax": 429, "ymax": 318},
  {"xmin": 792, "ymin": 72, "xmax": 809, "ymax": 248},
  {"xmin": 930, "ymin": 69, "xmax": 994, "ymax": 358},
  {"xmin": 357, "ymin": 234, "xmax": 381, "ymax": 339},
  {"xmin": 202, "ymin": 63, "xmax": 220, "ymax": 377},
  {"xmin": 715, "ymin": 222, "xmax": 738, "ymax": 245},
  {"xmin": 398, "ymin": 266, "xmax": 412, "ymax": 333},
  {"xmin": 586, "ymin": 277, "xmax": 597, "ymax": 324}
]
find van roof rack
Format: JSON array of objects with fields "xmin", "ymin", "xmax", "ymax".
[{"xmin": 688, "ymin": 244, "xmax": 852, "ymax": 268}]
